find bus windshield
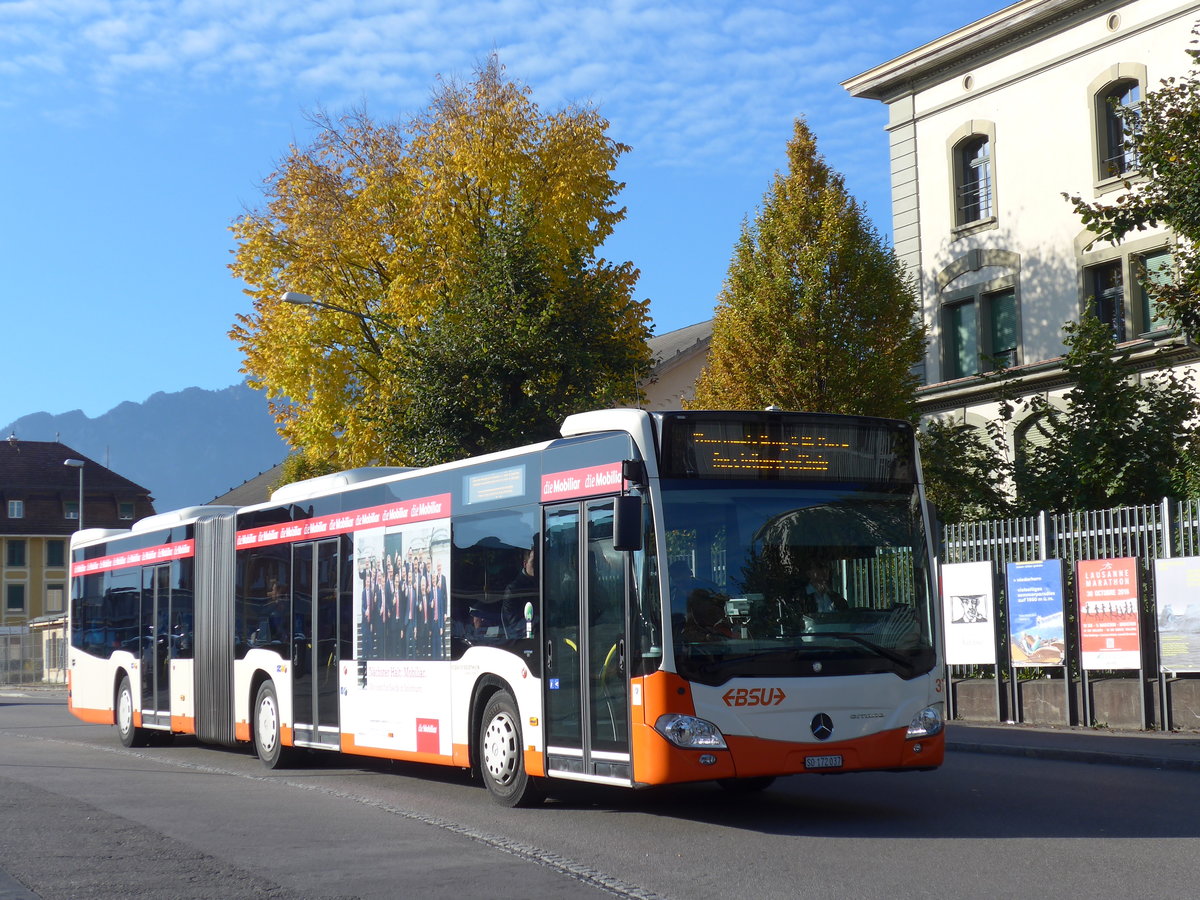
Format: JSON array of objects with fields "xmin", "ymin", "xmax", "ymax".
[{"xmin": 661, "ymin": 480, "xmax": 936, "ymax": 685}]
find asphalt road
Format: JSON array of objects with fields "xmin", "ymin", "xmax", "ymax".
[{"xmin": 3, "ymin": 689, "xmax": 1199, "ymax": 900}]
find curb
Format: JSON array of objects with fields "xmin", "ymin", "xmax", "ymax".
[{"xmin": 947, "ymin": 739, "xmax": 1200, "ymax": 772}]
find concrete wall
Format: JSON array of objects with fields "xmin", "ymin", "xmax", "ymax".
[{"xmin": 953, "ymin": 676, "xmax": 1200, "ymax": 731}]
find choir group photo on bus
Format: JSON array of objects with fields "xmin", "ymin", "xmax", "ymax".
[{"xmin": 67, "ymin": 408, "xmax": 945, "ymax": 806}]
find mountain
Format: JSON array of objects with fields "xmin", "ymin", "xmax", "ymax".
[{"xmin": 2, "ymin": 383, "xmax": 289, "ymax": 512}]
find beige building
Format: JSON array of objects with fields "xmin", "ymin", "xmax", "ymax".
[
  {"xmin": 843, "ymin": 0, "xmax": 1200, "ymax": 435},
  {"xmin": 642, "ymin": 321, "xmax": 713, "ymax": 409},
  {"xmin": 1, "ymin": 439, "xmax": 154, "ymax": 627}
]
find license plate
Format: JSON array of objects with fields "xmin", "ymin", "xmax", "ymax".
[{"xmin": 805, "ymin": 755, "xmax": 843, "ymax": 769}]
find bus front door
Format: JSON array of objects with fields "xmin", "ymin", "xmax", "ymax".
[
  {"xmin": 543, "ymin": 499, "xmax": 631, "ymax": 784},
  {"xmin": 291, "ymin": 539, "xmax": 341, "ymax": 750},
  {"xmin": 139, "ymin": 564, "xmax": 172, "ymax": 729}
]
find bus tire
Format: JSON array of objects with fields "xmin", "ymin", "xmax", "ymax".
[
  {"xmin": 253, "ymin": 680, "xmax": 290, "ymax": 769},
  {"xmin": 717, "ymin": 776, "xmax": 776, "ymax": 793},
  {"xmin": 478, "ymin": 691, "xmax": 544, "ymax": 807},
  {"xmin": 116, "ymin": 674, "xmax": 149, "ymax": 748}
]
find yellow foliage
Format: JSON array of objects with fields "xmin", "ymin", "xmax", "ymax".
[{"xmin": 230, "ymin": 56, "xmax": 638, "ymax": 468}]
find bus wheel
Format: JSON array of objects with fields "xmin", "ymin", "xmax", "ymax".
[
  {"xmin": 116, "ymin": 675, "xmax": 148, "ymax": 748},
  {"xmin": 253, "ymin": 681, "xmax": 290, "ymax": 769},
  {"xmin": 718, "ymin": 776, "xmax": 776, "ymax": 793},
  {"xmin": 479, "ymin": 692, "xmax": 544, "ymax": 807}
]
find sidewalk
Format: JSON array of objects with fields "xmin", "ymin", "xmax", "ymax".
[{"xmin": 947, "ymin": 721, "xmax": 1200, "ymax": 772}]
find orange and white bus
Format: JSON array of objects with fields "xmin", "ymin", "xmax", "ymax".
[{"xmin": 68, "ymin": 408, "xmax": 944, "ymax": 805}]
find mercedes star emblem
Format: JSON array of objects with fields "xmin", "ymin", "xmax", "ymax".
[{"xmin": 811, "ymin": 713, "xmax": 834, "ymax": 741}]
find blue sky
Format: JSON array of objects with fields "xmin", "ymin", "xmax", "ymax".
[{"xmin": 0, "ymin": 0, "xmax": 1005, "ymax": 428}]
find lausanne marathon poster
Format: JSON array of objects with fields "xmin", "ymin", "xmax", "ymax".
[{"xmin": 1077, "ymin": 557, "xmax": 1141, "ymax": 670}]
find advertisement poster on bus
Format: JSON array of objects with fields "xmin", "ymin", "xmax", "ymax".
[
  {"xmin": 349, "ymin": 514, "xmax": 453, "ymax": 755},
  {"xmin": 941, "ymin": 561, "xmax": 997, "ymax": 665},
  {"xmin": 1154, "ymin": 556, "xmax": 1200, "ymax": 672},
  {"xmin": 1005, "ymin": 560, "xmax": 1065, "ymax": 667},
  {"xmin": 1077, "ymin": 557, "xmax": 1141, "ymax": 670}
]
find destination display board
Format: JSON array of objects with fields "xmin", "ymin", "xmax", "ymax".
[{"xmin": 658, "ymin": 413, "xmax": 915, "ymax": 483}]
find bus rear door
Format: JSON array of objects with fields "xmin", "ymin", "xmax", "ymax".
[
  {"xmin": 291, "ymin": 538, "xmax": 341, "ymax": 749},
  {"xmin": 139, "ymin": 564, "xmax": 172, "ymax": 729}
]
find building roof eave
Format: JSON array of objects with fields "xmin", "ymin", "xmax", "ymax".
[
  {"xmin": 842, "ymin": 0, "xmax": 1117, "ymax": 101},
  {"xmin": 916, "ymin": 335, "xmax": 1200, "ymax": 415}
]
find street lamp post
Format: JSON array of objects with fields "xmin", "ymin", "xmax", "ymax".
[
  {"xmin": 63, "ymin": 459, "xmax": 85, "ymax": 531},
  {"xmin": 280, "ymin": 291, "xmax": 389, "ymax": 356}
]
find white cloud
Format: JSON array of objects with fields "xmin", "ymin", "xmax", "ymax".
[{"xmin": 0, "ymin": 0, "xmax": 1004, "ymax": 173}]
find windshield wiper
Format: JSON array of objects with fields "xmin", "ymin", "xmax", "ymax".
[{"xmin": 807, "ymin": 632, "xmax": 915, "ymax": 671}]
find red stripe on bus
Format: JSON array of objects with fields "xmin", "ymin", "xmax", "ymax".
[
  {"xmin": 235, "ymin": 493, "xmax": 452, "ymax": 549},
  {"xmin": 72, "ymin": 539, "xmax": 195, "ymax": 576},
  {"xmin": 540, "ymin": 463, "xmax": 625, "ymax": 502}
]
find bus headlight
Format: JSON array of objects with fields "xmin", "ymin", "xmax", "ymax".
[
  {"xmin": 655, "ymin": 714, "xmax": 728, "ymax": 749},
  {"xmin": 906, "ymin": 704, "xmax": 944, "ymax": 739}
]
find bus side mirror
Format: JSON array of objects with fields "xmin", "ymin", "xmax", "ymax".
[
  {"xmin": 613, "ymin": 495, "xmax": 643, "ymax": 552},
  {"xmin": 622, "ymin": 459, "xmax": 647, "ymax": 487}
]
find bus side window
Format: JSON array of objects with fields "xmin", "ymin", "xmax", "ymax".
[{"xmin": 450, "ymin": 507, "xmax": 540, "ymax": 661}]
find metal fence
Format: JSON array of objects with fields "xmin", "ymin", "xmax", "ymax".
[
  {"xmin": 941, "ymin": 496, "xmax": 1200, "ymax": 728},
  {"xmin": 943, "ymin": 498, "xmax": 1200, "ymax": 586},
  {"xmin": 0, "ymin": 627, "xmax": 67, "ymax": 685}
]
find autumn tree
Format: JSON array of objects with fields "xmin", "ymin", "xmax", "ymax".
[
  {"xmin": 918, "ymin": 417, "xmax": 1014, "ymax": 526},
  {"xmin": 691, "ymin": 118, "xmax": 925, "ymax": 420},
  {"xmin": 1067, "ymin": 24, "xmax": 1200, "ymax": 336},
  {"xmin": 230, "ymin": 56, "xmax": 651, "ymax": 470}
]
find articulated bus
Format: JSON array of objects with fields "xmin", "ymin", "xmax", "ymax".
[{"xmin": 67, "ymin": 409, "xmax": 945, "ymax": 805}]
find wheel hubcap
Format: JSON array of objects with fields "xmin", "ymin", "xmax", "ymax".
[
  {"xmin": 483, "ymin": 712, "xmax": 517, "ymax": 785},
  {"xmin": 118, "ymin": 689, "xmax": 132, "ymax": 734},
  {"xmin": 258, "ymin": 695, "xmax": 278, "ymax": 754}
]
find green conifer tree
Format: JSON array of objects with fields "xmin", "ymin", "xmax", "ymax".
[{"xmin": 692, "ymin": 119, "xmax": 925, "ymax": 420}]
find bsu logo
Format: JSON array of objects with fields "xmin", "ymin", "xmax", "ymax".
[{"xmin": 722, "ymin": 686, "xmax": 786, "ymax": 707}]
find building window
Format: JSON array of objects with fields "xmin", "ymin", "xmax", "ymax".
[
  {"xmin": 1098, "ymin": 79, "xmax": 1140, "ymax": 179},
  {"xmin": 944, "ymin": 300, "xmax": 979, "ymax": 379},
  {"xmin": 6, "ymin": 540, "xmax": 26, "ymax": 568},
  {"xmin": 1088, "ymin": 260, "xmax": 1126, "ymax": 341},
  {"xmin": 65, "ymin": 501, "xmax": 79, "ymax": 521},
  {"xmin": 1135, "ymin": 248, "xmax": 1172, "ymax": 334},
  {"xmin": 119, "ymin": 502, "xmax": 135, "ymax": 520},
  {"xmin": 954, "ymin": 135, "xmax": 993, "ymax": 225},
  {"xmin": 6, "ymin": 584, "xmax": 25, "ymax": 613},
  {"xmin": 46, "ymin": 584, "xmax": 65, "ymax": 614},
  {"xmin": 942, "ymin": 286, "xmax": 1020, "ymax": 381},
  {"xmin": 7, "ymin": 500, "xmax": 23, "ymax": 519},
  {"xmin": 46, "ymin": 540, "xmax": 65, "ymax": 568},
  {"xmin": 986, "ymin": 288, "xmax": 1018, "ymax": 368}
]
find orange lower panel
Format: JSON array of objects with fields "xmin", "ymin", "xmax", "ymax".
[
  {"xmin": 69, "ymin": 705, "xmax": 115, "ymax": 726},
  {"xmin": 281, "ymin": 724, "xmax": 294, "ymax": 748},
  {"xmin": 170, "ymin": 716, "xmax": 196, "ymax": 735},
  {"xmin": 339, "ymin": 733, "xmax": 465, "ymax": 767},
  {"xmin": 235, "ymin": 721, "xmax": 251, "ymax": 743},
  {"xmin": 631, "ymin": 722, "xmax": 737, "ymax": 785},
  {"xmin": 453, "ymin": 743, "xmax": 471, "ymax": 768},
  {"xmin": 724, "ymin": 727, "xmax": 945, "ymax": 778},
  {"xmin": 525, "ymin": 747, "xmax": 544, "ymax": 778},
  {"xmin": 631, "ymin": 672, "xmax": 733, "ymax": 785}
]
